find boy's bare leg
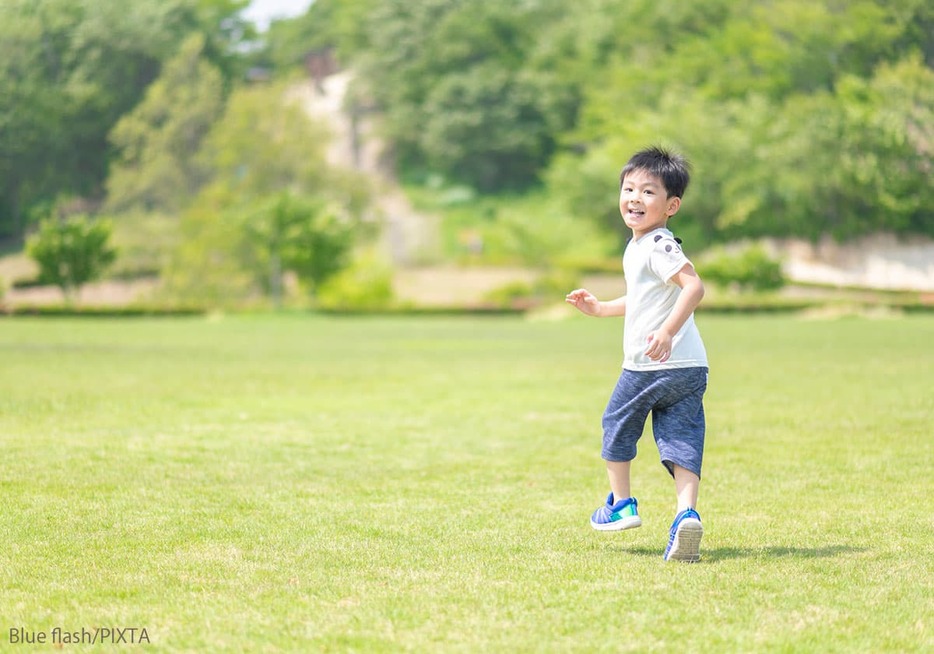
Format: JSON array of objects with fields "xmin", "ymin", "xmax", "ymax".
[
  {"xmin": 672, "ymin": 464, "xmax": 700, "ymax": 511},
  {"xmin": 606, "ymin": 460, "xmax": 632, "ymax": 501}
]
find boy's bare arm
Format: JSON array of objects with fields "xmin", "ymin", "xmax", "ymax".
[
  {"xmin": 565, "ymin": 289, "xmax": 627, "ymax": 317},
  {"xmin": 644, "ymin": 265, "xmax": 706, "ymax": 362}
]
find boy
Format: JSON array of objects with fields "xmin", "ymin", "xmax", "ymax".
[{"xmin": 566, "ymin": 146, "xmax": 709, "ymax": 562}]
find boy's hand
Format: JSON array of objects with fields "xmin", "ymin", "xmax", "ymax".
[
  {"xmin": 565, "ymin": 289, "xmax": 602, "ymax": 316},
  {"xmin": 645, "ymin": 330, "xmax": 673, "ymax": 362}
]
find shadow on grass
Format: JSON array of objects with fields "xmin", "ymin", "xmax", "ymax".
[{"xmin": 620, "ymin": 545, "xmax": 867, "ymax": 561}]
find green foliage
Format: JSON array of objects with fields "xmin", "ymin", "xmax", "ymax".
[
  {"xmin": 246, "ymin": 193, "xmax": 356, "ymax": 303},
  {"xmin": 356, "ymin": 0, "xmax": 576, "ymax": 191},
  {"xmin": 420, "ymin": 66, "xmax": 568, "ymax": 191},
  {"xmin": 415, "ymin": 186, "xmax": 616, "ymax": 267},
  {"xmin": 26, "ymin": 215, "xmax": 117, "ymax": 302},
  {"xmin": 4, "ymin": 0, "xmax": 933, "ymax": 272},
  {"xmin": 543, "ymin": 144, "xmax": 632, "ymax": 243},
  {"xmin": 483, "ymin": 280, "xmax": 534, "ymax": 307},
  {"xmin": 0, "ymin": 0, "xmax": 249, "ymax": 239},
  {"xmin": 199, "ymin": 82, "xmax": 336, "ymax": 197},
  {"xmin": 484, "ymin": 268, "xmax": 580, "ymax": 308},
  {"xmin": 192, "ymin": 0, "xmax": 256, "ymax": 80},
  {"xmin": 108, "ymin": 211, "xmax": 181, "ymax": 280},
  {"xmin": 159, "ymin": 81, "xmax": 372, "ymax": 307},
  {"xmin": 697, "ymin": 246, "xmax": 786, "ymax": 292},
  {"xmin": 5, "ymin": 303, "xmax": 204, "ymax": 317},
  {"xmin": 285, "ymin": 210, "xmax": 355, "ymax": 298},
  {"xmin": 106, "ymin": 34, "xmax": 225, "ymax": 213},
  {"xmin": 158, "ymin": 86, "xmax": 370, "ymax": 307},
  {"xmin": 253, "ymin": 0, "xmax": 378, "ymax": 72},
  {"xmin": 316, "ymin": 254, "xmax": 395, "ymax": 311},
  {"xmin": 833, "ymin": 55, "xmax": 934, "ymax": 236},
  {"xmin": 160, "ymin": 184, "xmax": 257, "ymax": 307},
  {"xmin": 554, "ymin": 0, "xmax": 934, "ymax": 242},
  {"xmin": 336, "ymin": 0, "xmax": 933, "ymax": 242}
]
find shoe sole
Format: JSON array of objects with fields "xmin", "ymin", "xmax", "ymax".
[
  {"xmin": 590, "ymin": 516, "xmax": 642, "ymax": 532},
  {"xmin": 665, "ymin": 518, "xmax": 703, "ymax": 562}
]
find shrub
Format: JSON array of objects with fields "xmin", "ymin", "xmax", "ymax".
[
  {"xmin": 484, "ymin": 269, "xmax": 580, "ymax": 308},
  {"xmin": 316, "ymin": 256, "xmax": 395, "ymax": 311},
  {"xmin": 698, "ymin": 245, "xmax": 785, "ymax": 291},
  {"xmin": 484, "ymin": 281, "xmax": 535, "ymax": 308},
  {"xmin": 26, "ymin": 215, "xmax": 117, "ymax": 303}
]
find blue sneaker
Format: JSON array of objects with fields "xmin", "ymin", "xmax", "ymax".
[
  {"xmin": 664, "ymin": 508, "xmax": 703, "ymax": 562},
  {"xmin": 590, "ymin": 493, "xmax": 642, "ymax": 531}
]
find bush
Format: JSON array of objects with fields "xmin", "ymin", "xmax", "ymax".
[
  {"xmin": 316, "ymin": 256, "xmax": 395, "ymax": 311},
  {"xmin": 109, "ymin": 212, "xmax": 180, "ymax": 281},
  {"xmin": 4, "ymin": 303, "xmax": 204, "ymax": 317},
  {"xmin": 484, "ymin": 280, "xmax": 535, "ymax": 308},
  {"xmin": 26, "ymin": 215, "xmax": 117, "ymax": 303},
  {"xmin": 484, "ymin": 269, "xmax": 580, "ymax": 308},
  {"xmin": 698, "ymin": 245, "xmax": 785, "ymax": 291}
]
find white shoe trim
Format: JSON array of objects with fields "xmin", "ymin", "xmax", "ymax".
[
  {"xmin": 665, "ymin": 518, "xmax": 703, "ymax": 561},
  {"xmin": 590, "ymin": 515, "xmax": 642, "ymax": 532}
]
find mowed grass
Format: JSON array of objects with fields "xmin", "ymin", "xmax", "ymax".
[{"xmin": 0, "ymin": 313, "xmax": 931, "ymax": 653}]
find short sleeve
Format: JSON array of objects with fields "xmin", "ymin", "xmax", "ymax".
[{"xmin": 647, "ymin": 234, "xmax": 690, "ymax": 282}]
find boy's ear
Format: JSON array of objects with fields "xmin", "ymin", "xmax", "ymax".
[{"xmin": 666, "ymin": 196, "xmax": 681, "ymax": 216}]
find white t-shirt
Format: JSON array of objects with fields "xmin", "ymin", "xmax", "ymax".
[{"xmin": 622, "ymin": 227, "xmax": 708, "ymax": 371}]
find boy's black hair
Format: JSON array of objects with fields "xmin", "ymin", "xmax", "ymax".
[{"xmin": 619, "ymin": 146, "xmax": 691, "ymax": 199}]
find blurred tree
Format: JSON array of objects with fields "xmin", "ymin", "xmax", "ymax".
[
  {"xmin": 357, "ymin": 0, "xmax": 575, "ymax": 191},
  {"xmin": 193, "ymin": 0, "xmax": 256, "ymax": 82},
  {"xmin": 834, "ymin": 55, "xmax": 934, "ymax": 237},
  {"xmin": 199, "ymin": 82, "xmax": 332, "ymax": 196},
  {"xmin": 0, "ymin": 0, "xmax": 250, "ymax": 240},
  {"xmin": 253, "ymin": 0, "xmax": 378, "ymax": 73},
  {"xmin": 107, "ymin": 34, "xmax": 225, "ymax": 213},
  {"xmin": 5, "ymin": 0, "xmax": 932, "ymax": 253},
  {"xmin": 697, "ymin": 246, "xmax": 786, "ymax": 292},
  {"xmin": 421, "ymin": 66, "xmax": 567, "ymax": 191},
  {"xmin": 245, "ymin": 193, "xmax": 355, "ymax": 304},
  {"xmin": 351, "ymin": 0, "xmax": 934, "ymax": 241},
  {"xmin": 548, "ymin": 0, "xmax": 934, "ymax": 242},
  {"xmin": 159, "ymin": 183, "xmax": 256, "ymax": 306},
  {"xmin": 27, "ymin": 215, "xmax": 117, "ymax": 303},
  {"xmin": 162, "ymin": 82, "xmax": 372, "ymax": 306},
  {"xmin": 679, "ymin": 54, "xmax": 934, "ymax": 242}
]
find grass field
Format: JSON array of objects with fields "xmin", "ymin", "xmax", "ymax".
[{"xmin": 1, "ymin": 313, "xmax": 931, "ymax": 652}]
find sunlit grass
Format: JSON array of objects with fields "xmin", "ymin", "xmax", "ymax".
[{"xmin": 0, "ymin": 314, "xmax": 931, "ymax": 652}]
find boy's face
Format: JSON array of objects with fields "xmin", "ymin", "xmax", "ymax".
[{"xmin": 619, "ymin": 169, "xmax": 681, "ymax": 240}]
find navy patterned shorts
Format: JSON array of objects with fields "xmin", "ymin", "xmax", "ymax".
[{"xmin": 601, "ymin": 367, "xmax": 709, "ymax": 478}]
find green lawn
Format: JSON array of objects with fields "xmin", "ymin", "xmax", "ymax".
[{"xmin": 1, "ymin": 314, "xmax": 931, "ymax": 652}]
